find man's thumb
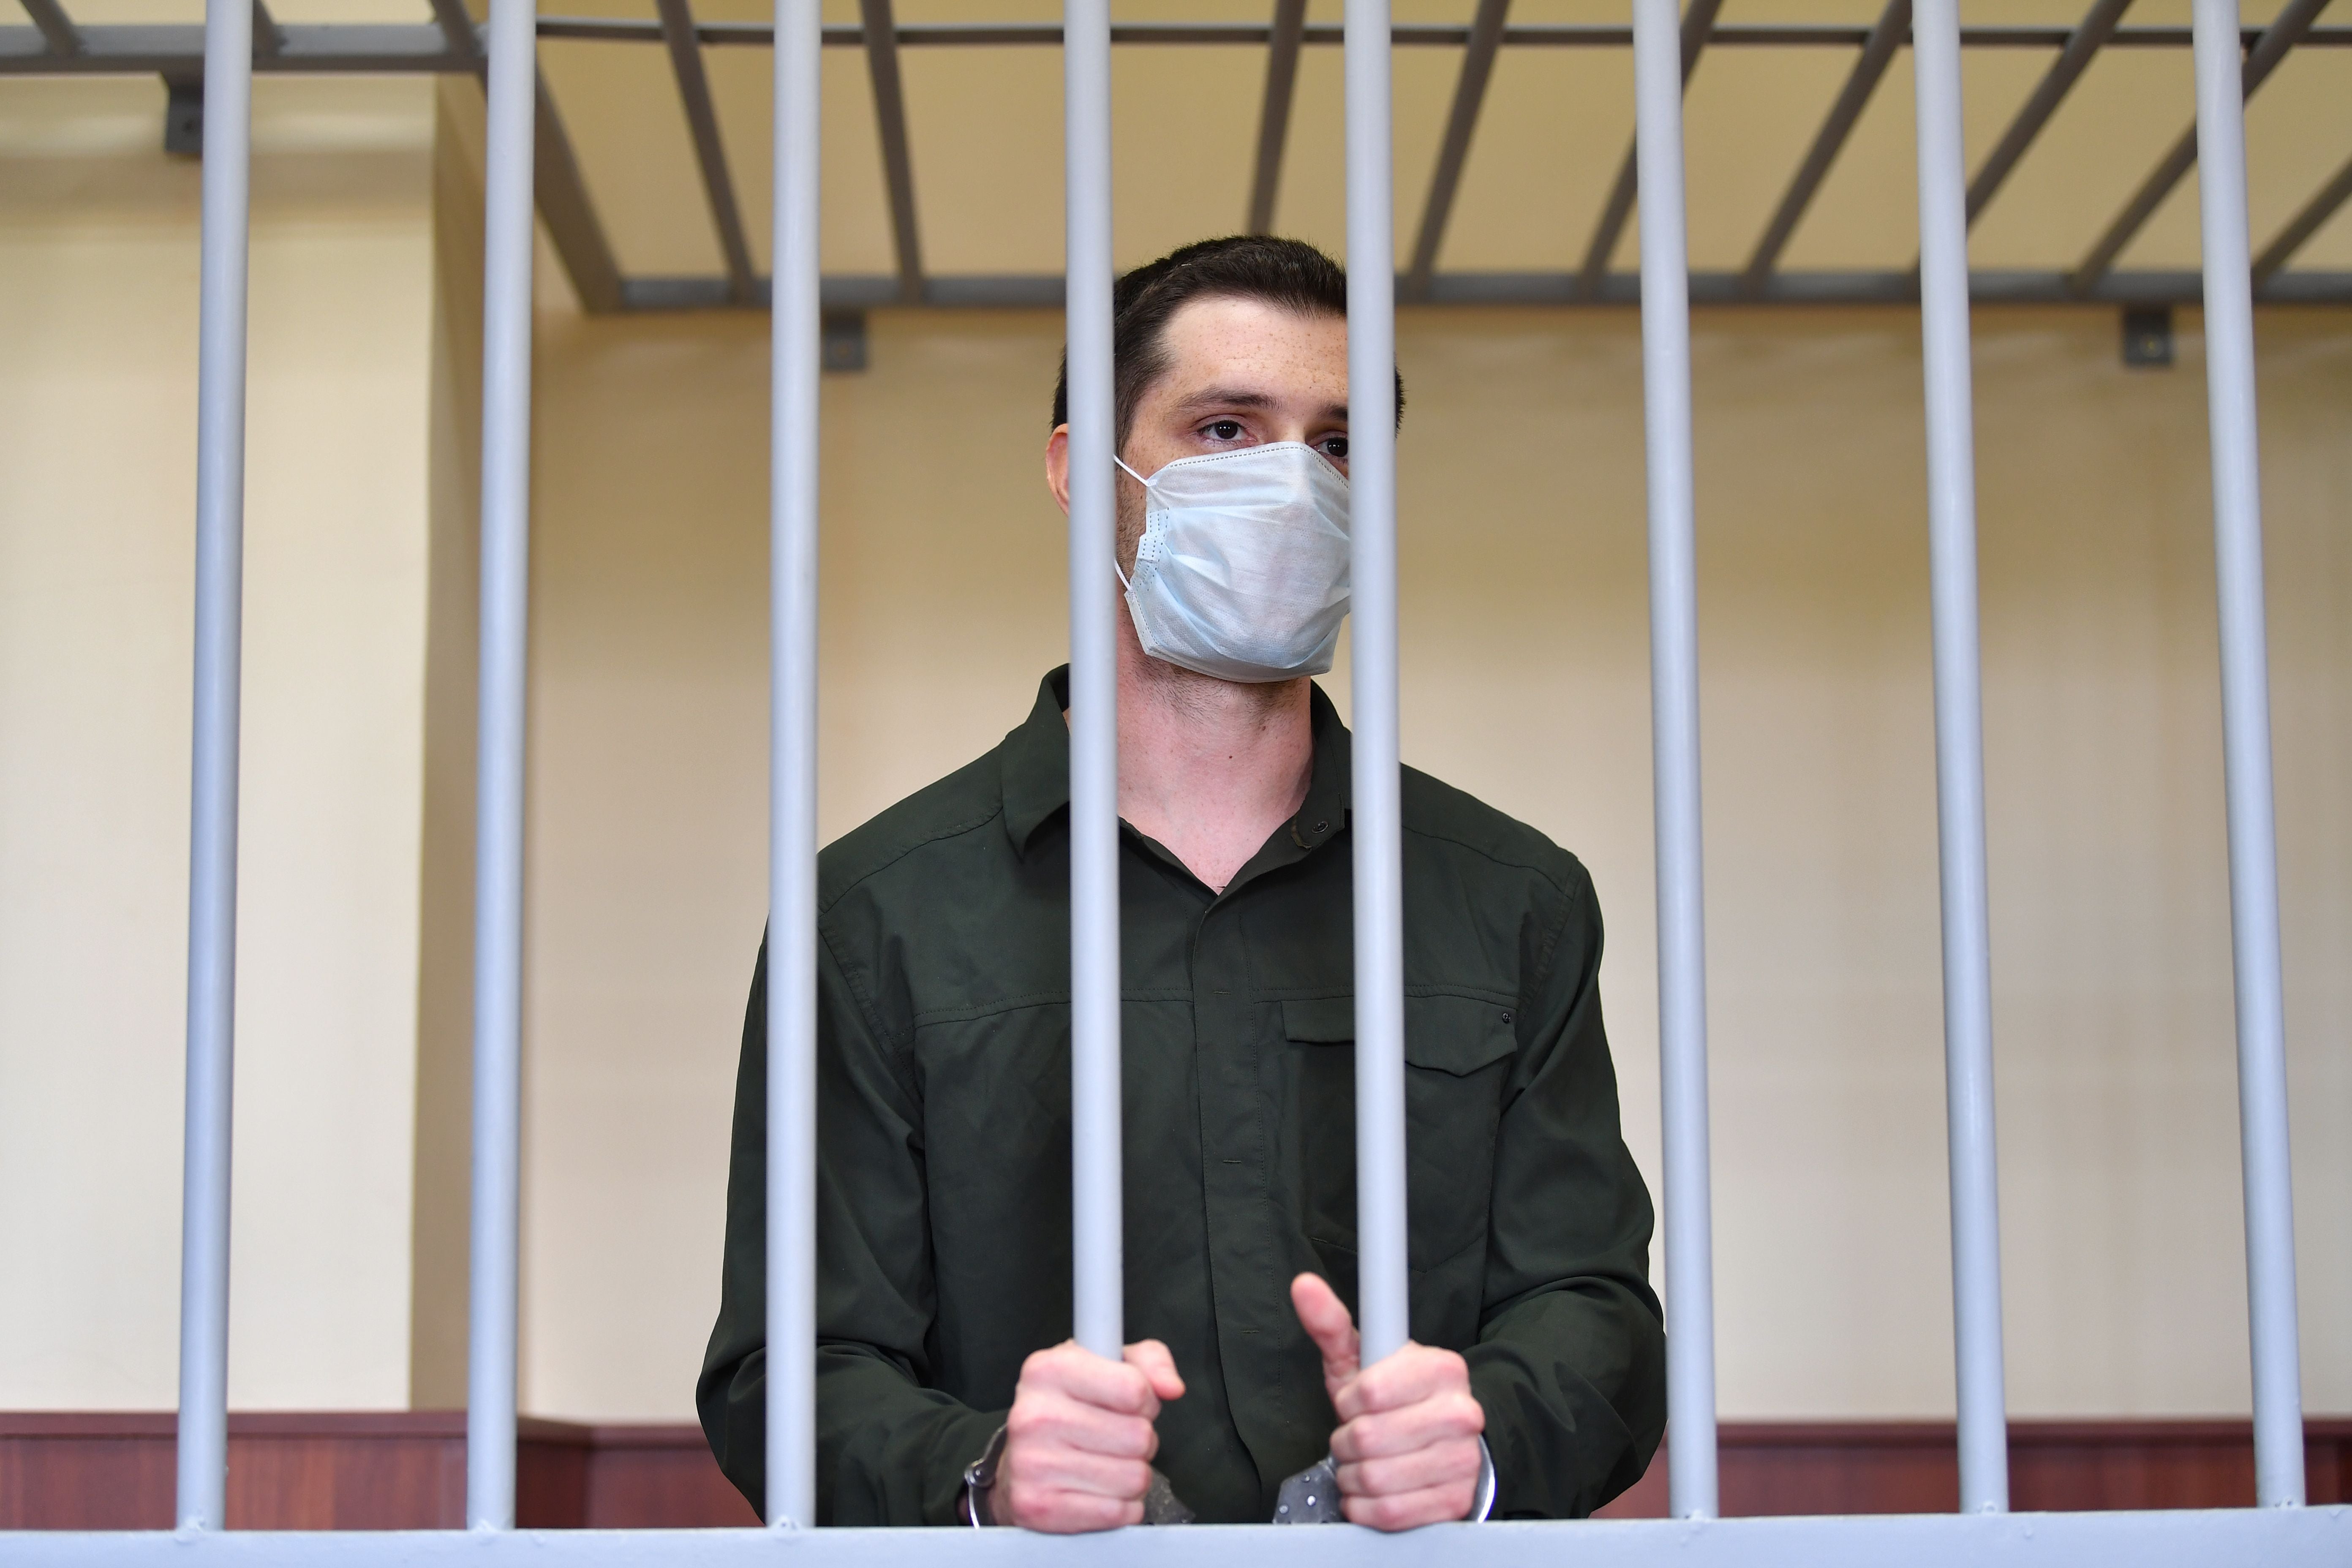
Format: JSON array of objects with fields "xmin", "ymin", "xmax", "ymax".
[
  {"xmin": 1124, "ymin": 1338, "xmax": 1187, "ymax": 1402},
  {"xmin": 1290, "ymin": 1273, "xmax": 1359, "ymax": 1381}
]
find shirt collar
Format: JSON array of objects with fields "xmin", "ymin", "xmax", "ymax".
[{"xmin": 999, "ymin": 665, "xmax": 1353, "ymax": 859}]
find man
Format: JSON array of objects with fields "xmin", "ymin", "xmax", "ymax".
[{"xmin": 699, "ymin": 236, "xmax": 1664, "ymax": 1530}]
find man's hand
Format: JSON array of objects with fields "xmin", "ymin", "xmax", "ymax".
[
  {"xmin": 1291, "ymin": 1273, "xmax": 1485, "ymax": 1530},
  {"xmin": 994, "ymin": 1339, "xmax": 1185, "ymax": 1532}
]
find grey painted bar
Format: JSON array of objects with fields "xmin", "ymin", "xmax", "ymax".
[
  {"xmin": 765, "ymin": 0, "xmax": 823, "ymax": 1531},
  {"xmin": 1911, "ymin": 0, "xmax": 2010, "ymax": 1516},
  {"xmin": 466, "ymin": 0, "xmax": 538, "ymax": 1530},
  {"xmin": 1062, "ymin": 0, "xmax": 1124, "ymax": 1364},
  {"xmin": 1344, "ymin": 0, "xmax": 1409, "ymax": 1370},
  {"xmin": 2189, "ymin": 0, "xmax": 2306, "ymax": 1512},
  {"xmin": 175, "ymin": 0, "xmax": 254, "ymax": 1532},
  {"xmin": 1629, "ymin": 0, "xmax": 1719, "ymax": 1524}
]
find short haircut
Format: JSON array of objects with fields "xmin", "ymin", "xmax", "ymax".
[{"xmin": 1051, "ymin": 234, "xmax": 1404, "ymax": 448}]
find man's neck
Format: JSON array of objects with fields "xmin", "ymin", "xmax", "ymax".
[{"xmin": 1102, "ymin": 621, "xmax": 1315, "ymax": 894}]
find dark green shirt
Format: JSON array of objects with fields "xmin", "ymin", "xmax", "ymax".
[{"xmin": 699, "ymin": 669, "xmax": 1664, "ymax": 1525}]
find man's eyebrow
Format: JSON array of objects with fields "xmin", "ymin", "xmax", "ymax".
[{"xmin": 1172, "ymin": 387, "xmax": 1350, "ymax": 422}]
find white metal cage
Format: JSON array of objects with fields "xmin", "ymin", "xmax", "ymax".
[{"xmin": 6, "ymin": 0, "xmax": 2348, "ymax": 1562}]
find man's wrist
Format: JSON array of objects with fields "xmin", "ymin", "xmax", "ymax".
[{"xmin": 960, "ymin": 1424, "xmax": 1009, "ymax": 1527}]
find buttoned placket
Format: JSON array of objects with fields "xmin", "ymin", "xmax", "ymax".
[{"xmin": 1113, "ymin": 795, "xmax": 1340, "ymax": 1503}]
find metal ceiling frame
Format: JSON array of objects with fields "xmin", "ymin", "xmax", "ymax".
[
  {"xmin": 657, "ymin": 0, "xmax": 755, "ymax": 303},
  {"xmin": 2068, "ymin": 0, "xmax": 2334, "ymax": 293},
  {"xmin": 1740, "ymin": 0, "xmax": 1911, "ymax": 294},
  {"xmin": 6, "ymin": 1, "xmax": 2351, "ymax": 312}
]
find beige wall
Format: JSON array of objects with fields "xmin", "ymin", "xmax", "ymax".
[
  {"xmin": 5, "ymin": 14, "xmax": 2348, "ymax": 1434},
  {"xmin": 510, "ymin": 299, "xmax": 2350, "ymax": 1423},
  {"xmin": 0, "ymin": 74, "xmax": 437, "ymax": 1408}
]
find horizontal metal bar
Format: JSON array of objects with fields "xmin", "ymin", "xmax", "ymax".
[
  {"xmin": 1578, "ymin": 0, "xmax": 1723, "ymax": 299},
  {"xmin": 1406, "ymin": 0, "xmax": 1511, "ymax": 297},
  {"xmin": 1742, "ymin": 0, "xmax": 1913, "ymax": 293},
  {"xmin": 655, "ymin": 0, "xmax": 757, "ymax": 304},
  {"xmin": 2069, "ymin": 0, "xmax": 2330, "ymax": 292},
  {"xmin": 531, "ymin": 67, "xmax": 625, "ymax": 314},
  {"xmin": 11, "ymin": 17, "xmax": 2347, "ymax": 67},
  {"xmin": 425, "ymin": 0, "xmax": 478, "ymax": 60},
  {"xmin": 2253, "ymin": 146, "xmax": 2352, "ymax": 282},
  {"xmin": 615, "ymin": 267, "xmax": 2352, "ymax": 312},
  {"xmin": 1246, "ymin": 0, "xmax": 1307, "ymax": 235},
  {"xmin": 0, "ymin": 21, "xmax": 466, "ymax": 70},
  {"xmin": 860, "ymin": 0, "xmax": 923, "ymax": 301},
  {"xmin": 11, "ymin": 1509, "xmax": 2352, "ymax": 1566},
  {"xmin": 536, "ymin": 16, "xmax": 2352, "ymax": 49},
  {"xmin": 1964, "ymin": 0, "xmax": 2132, "ymax": 226},
  {"xmin": 16, "ymin": 0, "xmax": 79, "ymax": 54}
]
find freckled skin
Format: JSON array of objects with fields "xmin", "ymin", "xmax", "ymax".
[{"xmin": 988, "ymin": 300, "xmax": 1481, "ymax": 1535}]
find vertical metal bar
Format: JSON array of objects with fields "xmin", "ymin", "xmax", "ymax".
[
  {"xmin": 2191, "ymin": 0, "xmax": 2306, "ymax": 1509},
  {"xmin": 2068, "ymin": 0, "xmax": 2328, "ymax": 296},
  {"xmin": 466, "ymin": 0, "xmax": 536, "ymax": 1530},
  {"xmin": 1578, "ymin": 0, "xmax": 1723, "ymax": 299},
  {"xmin": 766, "ymin": 0, "xmax": 822, "ymax": 1532},
  {"xmin": 1064, "ymin": 0, "xmax": 1123, "ymax": 1364},
  {"xmin": 1630, "ymin": 0, "xmax": 1716, "ymax": 1521},
  {"xmin": 1913, "ymin": 0, "xmax": 2010, "ymax": 1514},
  {"xmin": 174, "ymin": 0, "xmax": 252, "ymax": 1531},
  {"xmin": 1345, "ymin": 0, "xmax": 1408, "ymax": 1369}
]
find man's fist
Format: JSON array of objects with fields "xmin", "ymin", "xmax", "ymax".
[
  {"xmin": 993, "ymin": 1339, "xmax": 1185, "ymax": 1532},
  {"xmin": 1291, "ymin": 1273, "xmax": 1485, "ymax": 1530}
]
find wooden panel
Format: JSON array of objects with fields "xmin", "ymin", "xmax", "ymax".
[
  {"xmin": 517, "ymin": 1418, "xmax": 592, "ymax": 1529},
  {"xmin": 0, "ymin": 1415, "xmax": 178, "ymax": 1531},
  {"xmin": 576, "ymin": 1425, "xmax": 759, "ymax": 1528},
  {"xmin": 4, "ymin": 1412, "xmax": 2345, "ymax": 1528},
  {"xmin": 1595, "ymin": 1419, "xmax": 2352, "ymax": 1519}
]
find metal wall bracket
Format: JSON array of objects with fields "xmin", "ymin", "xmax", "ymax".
[
  {"xmin": 163, "ymin": 74, "xmax": 201, "ymax": 156},
  {"xmin": 821, "ymin": 308, "xmax": 867, "ymax": 372},
  {"xmin": 2122, "ymin": 305, "xmax": 2174, "ymax": 367}
]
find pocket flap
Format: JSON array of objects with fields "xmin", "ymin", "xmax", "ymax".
[
  {"xmin": 1280, "ymin": 994, "xmax": 1519, "ymax": 1076},
  {"xmin": 1281, "ymin": 996, "xmax": 1356, "ymax": 1043},
  {"xmin": 1404, "ymin": 994, "xmax": 1519, "ymax": 1076}
]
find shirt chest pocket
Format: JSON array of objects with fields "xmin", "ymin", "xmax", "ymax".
[{"xmin": 1281, "ymin": 993, "xmax": 1519, "ymax": 1270}]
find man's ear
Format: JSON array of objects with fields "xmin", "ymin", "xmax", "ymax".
[{"xmin": 1045, "ymin": 425, "xmax": 1073, "ymax": 517}]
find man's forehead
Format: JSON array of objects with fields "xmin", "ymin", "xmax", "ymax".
[{"xmin": 1154, "ymin": 297, "xmax": 1348, "ymax": 400}]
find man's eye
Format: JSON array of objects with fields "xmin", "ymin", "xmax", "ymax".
[
  {"xmin": 1205, "ymin": 420, "xmax": 1243, "ymax": 441},
  {"xmin": 1322, "ymin": 436, "xmax": 1349, "ymax": 460}
]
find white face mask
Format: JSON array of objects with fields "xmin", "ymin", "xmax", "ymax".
[{"xmin": 1112, "ymin": 442, "xmax": 1352, "ymax": 683}]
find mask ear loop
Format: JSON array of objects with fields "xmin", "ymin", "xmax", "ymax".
[{"xmin": 1110, "ymin": 454, "xmax": 1150, "ymax": 591}]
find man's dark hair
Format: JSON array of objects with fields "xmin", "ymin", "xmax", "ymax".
[{"xmin": 1051, "ymin": 235, "xmax": 1403, "ymax": 447}]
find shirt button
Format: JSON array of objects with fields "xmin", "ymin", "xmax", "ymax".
[
  {"xmin": 1501, "ymin": 1010, "xmax": 1514, "ymax": 1025},
  {"xmin": 1314, "ymin": 820, "xmax": 1328, "ymax": 833}
]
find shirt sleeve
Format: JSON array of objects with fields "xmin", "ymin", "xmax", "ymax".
[
  {"xmin": 1462, "ymin": 860, "xmax": 1669, "ymax": 1519},
  {"xmin": 696, "ymin": 935, "xmax": 1004, "ymax": 1526}
]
